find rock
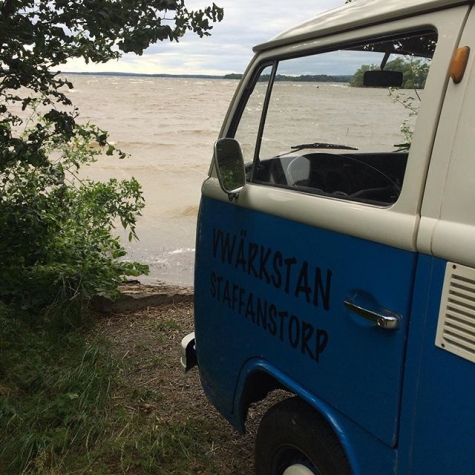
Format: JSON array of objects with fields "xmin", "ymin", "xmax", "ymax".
[{"xmin": 92, "ymin": 281, "xmax": 194, "ymax": 313}]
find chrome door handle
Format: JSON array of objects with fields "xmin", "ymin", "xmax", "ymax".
[{"xmin": 344, "ymin": 295, "xmax": 402, "ymax": 330}]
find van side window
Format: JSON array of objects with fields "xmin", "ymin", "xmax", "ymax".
[{"xmin": 234, "ymin": 31, "xmax": 437, "ymax": 206}]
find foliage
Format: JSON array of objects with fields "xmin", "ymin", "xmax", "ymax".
[
  {"xmin": 0, "ymin": 0, "xmax": 224, "ymax": 170},
  {"xmin": 0, "ymin": 0, "xmax": 223, "ymax": 309},
  {"xmin": 0, "ymin": 108, "xmax": 148, "ymax": 309},
  {"xmin": 389, "ymin": 87, "xmax": 421, "ymax": 150},
  {"xmin": 349, "ymin": 57, "xmax": 429, "ymax": 88}
]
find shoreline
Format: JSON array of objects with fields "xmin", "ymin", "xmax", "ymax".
[{"xmin": 92, "ymin": 280, "xmax": 194, "ymax": 313}]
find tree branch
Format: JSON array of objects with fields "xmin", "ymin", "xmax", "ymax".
[{"xmin": 1, "ymin": 0, "xmax": 16, "ymax": 20}]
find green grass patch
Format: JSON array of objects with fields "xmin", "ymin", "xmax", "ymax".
[
  {"xmin": 0, "ymin": 305, "xmax": 228, "ymax": 474},
  {"xmin": 0, "ymin": 304, "xmax": 116, "ymax": 474}
]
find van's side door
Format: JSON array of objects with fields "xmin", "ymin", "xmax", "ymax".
[{"xmin": 194, "ymin": 9, "xmax": 468, "ymax": 448}]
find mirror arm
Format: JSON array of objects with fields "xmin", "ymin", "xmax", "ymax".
[{"xmin": 380, "ymin": 51, "xmax": 391, "ymax": 70}]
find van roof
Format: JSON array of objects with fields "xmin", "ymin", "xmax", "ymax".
[{"xmin": 253, "ymin": 0, "xmax": 472, "ymax": 52}]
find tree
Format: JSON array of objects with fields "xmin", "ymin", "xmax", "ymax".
[
  {"xmin": 0, "ymin": 1, "xmax": 223, "ymax": 310},
  {"xmin": 348, "ymin": 63, "xmax": 375, "ymax": 87},
  {"xmin": 0, "ymin": 0, "xmax": 223, "ymax": 169},
  {"xmin": 349, "ymin": 57, "xmax": 429, "ymax": 88}
]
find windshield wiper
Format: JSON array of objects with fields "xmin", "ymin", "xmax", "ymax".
[
  {"xmin": 291, "ymin": 142, "xmax": 358, "ymax": 152},
  {"xmin": 276, "ymin": 142, "xmax": 358, "ymax": 158},
  {"xmin": 394, "ymin": 142, "xmax": 411, "ymax": 152}
]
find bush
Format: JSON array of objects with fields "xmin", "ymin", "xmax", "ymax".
[{"xmin": 0, "ymin": 113, "xmax": 148, "ymax": 310}]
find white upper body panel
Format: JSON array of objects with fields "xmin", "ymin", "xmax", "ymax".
[{"xmin": 254, "ymin": 0, "xmax": 472, "ymax": 52}]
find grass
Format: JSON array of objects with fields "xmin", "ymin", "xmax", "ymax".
[
  {"xmin": 0, "ymin": 303, "xmax": 229, "ymax": 475},
  {"xmin": 0, "ymin": 303, "xmax": 115, "ymax": 474}
]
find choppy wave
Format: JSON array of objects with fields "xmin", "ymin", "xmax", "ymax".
[
  {"xmin": 141, "ymin": 247, "xmax": 196, "ymax": 285},
  {"xmin": 179, "ymin": 205, "xmax": 199, "ymax": 217},
  {"xmin": 168, "ymin": 248, "xmax": 195, "ymax": 255}
]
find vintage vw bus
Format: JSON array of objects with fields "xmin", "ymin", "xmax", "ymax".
[{"xmin": 182, "ymin": 0, "xmax": 475, "ymax": 473}]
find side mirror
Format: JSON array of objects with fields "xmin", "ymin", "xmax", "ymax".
[
  {"xmin": 363, "ymin": 70, "xmax": 403, "ymax": 88},
  {"xmin": 214, "ymin": 138, "xmax": 246, "ymax": 199}
]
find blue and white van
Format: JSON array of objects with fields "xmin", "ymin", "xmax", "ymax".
[{"xmin": 181, "ymin": 0, "xmax": 475, "ymax": 473}]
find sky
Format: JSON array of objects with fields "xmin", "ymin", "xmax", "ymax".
[{"xmin": 65, "ymin": 0, "xmax": 346, "ymax": 76}]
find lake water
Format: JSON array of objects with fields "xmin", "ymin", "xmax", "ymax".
[
  {"xmin": 66, "ymin": 74, "xmax": 236, "ymax": 286},
  {"xmin": 65, "ymin": 75, "xmax": 412, "ymax": 286}
]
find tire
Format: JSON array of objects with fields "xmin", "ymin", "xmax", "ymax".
[{"xmin": 255, "ymin": 397, "xmax": 352, "ymax": 475}]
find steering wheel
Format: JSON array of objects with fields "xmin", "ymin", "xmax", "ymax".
[{"xmin": 287, "ymin": 153, "xmax": 401, "ymax": 203}]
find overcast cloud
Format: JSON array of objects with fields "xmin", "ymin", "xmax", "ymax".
[{"xmin": 65, "ymin": 0, "xmax": 345, "ymax": 75}]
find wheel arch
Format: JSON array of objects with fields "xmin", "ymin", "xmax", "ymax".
[{"xmin": 234, "ymin": 358, "xmax": 360, "ymax": 474}]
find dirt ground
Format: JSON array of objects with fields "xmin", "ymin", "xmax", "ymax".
[{"xmin": 94, "ymin": 283, "xmax": 288, "ymax": 474}]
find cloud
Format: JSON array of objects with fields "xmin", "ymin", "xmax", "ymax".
[{"xmin": 64, "ymin": 0, "xmax": 345, "ymax": 75}]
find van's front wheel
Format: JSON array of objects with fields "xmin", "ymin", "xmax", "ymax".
[{"xmin": 255, "ymin": 397, "xmax": 351, "ymax": 475}]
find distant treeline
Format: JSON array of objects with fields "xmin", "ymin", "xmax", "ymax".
[
  {"xmin": 63, "ymin": 71, "xmax": 353, "ymax": 83},
  {"xmin": 223, "ymin": 73, "xmax": 351, "ymax": 82},
  {"xmin": 64, "ymin": 71, "xmax": 224, "ymax": 79}
]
